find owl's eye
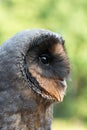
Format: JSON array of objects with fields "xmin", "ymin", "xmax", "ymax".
[{"xmin": 39, "ymin": 54, "xmax": 50, "ymax": 65}]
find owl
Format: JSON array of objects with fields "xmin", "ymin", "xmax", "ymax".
[{"xmin": 0, "ymin": 29, "xmax": 70, "ymax": 130}]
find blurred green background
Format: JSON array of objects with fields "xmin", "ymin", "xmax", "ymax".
[{"xmin": 0, "ymin": 0, "xmax": 87, "ymax": 129}]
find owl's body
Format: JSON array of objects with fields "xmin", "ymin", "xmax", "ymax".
[{"xmin": 0, "ymin": 29, "xmax": 70, "ymax": 130}]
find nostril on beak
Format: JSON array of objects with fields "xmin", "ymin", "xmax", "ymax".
[{"xmin": 56, "ymin": 78, "xmax": 67, "ymax": 88}]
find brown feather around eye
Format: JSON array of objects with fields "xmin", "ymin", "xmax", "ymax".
[{"xmin": 0, "ymin": 29, "xmax": 70, "ymax": 130}]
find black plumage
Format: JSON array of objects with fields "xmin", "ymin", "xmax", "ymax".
[{"xmin": 0, "ymin": 29, "xmax": 70, "ymax": 130}]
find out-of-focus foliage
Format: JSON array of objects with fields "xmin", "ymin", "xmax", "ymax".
[
  {"xmin": 52, "ymin": 119, "xmax": 87, "ymax": 130},
  {"xmin": 0, "ymin": 0, "xmax": 87, "ymax": 123}
]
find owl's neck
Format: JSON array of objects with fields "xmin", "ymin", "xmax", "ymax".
[
  {"xmin": 0, "ymin": 86, "xmax": 53, "ymax": 130},
  {"xmin": 20, "ymin": 99, "xmax": 53, "ymax": 130}
]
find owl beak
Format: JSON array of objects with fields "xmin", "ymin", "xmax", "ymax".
[{"xmin": 58, "ymin": 78, "xmax": 67, "ymax": 88}]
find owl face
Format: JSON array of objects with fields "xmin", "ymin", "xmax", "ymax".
[{"xmin": 24, "ymin": 34, "xmax": 70, "ymax": 102}]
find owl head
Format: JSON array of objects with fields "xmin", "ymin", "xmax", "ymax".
[{"xmin": 2, "ymin": 29, "xmax": 70, "ymax": 102}]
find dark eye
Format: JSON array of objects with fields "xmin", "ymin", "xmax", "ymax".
[{"xmin": 39, "ymin": 54, "xmax": 50, "ymax": 65}]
